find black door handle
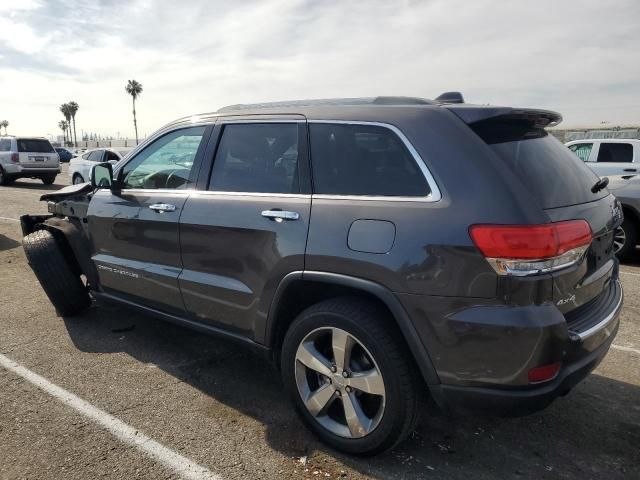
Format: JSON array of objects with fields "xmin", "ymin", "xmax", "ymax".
[{"xmin": 623, "ymin": 168, "xmax": 637, "ymax": 172}]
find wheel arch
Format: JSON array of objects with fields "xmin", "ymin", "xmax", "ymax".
[{"xmin": 265, "ymin": 271, "xmax": 440, "ymax": 386}]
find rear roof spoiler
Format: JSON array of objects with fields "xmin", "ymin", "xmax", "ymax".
[{"xmin": 444, "ymin": 105, "xmax": 563, "ymax": 128}]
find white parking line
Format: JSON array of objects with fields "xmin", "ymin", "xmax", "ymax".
[
  {"xmin": 0, "ymin": 216, "xmax": 19, "ymax": 223},
  {"xmin": 612, "ymin": 344, "xmax": 640, "ymax": 355},
  {"xmin": 620, "ymin": 270, "xmax": 640, "ymax": 278},
  {"xmin": 0, "ymin": 353, "xmax": 221, "ymax": 480}
]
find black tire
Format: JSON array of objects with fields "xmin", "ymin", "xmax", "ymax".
[
  {"xmin": 0, "ymin": 167, "xmax": 8, "ymax": 186},
  {"xmin": 72, "ymin": 174, "xmax": 84, "ymax": 185},
  {"xmin": 281, "ymin": 297, "xmax": 420, "ymax": 455},
  {"xmin": 41, "ymin": 175, "xmax": 56, "ymax": 185},
  {"xmin": 614, "ymin": 218, "xmax": 637, "ymax": 262},
  {"xmin": 22, "ymin": 230, "xmax": 91, "ymax": 316}
]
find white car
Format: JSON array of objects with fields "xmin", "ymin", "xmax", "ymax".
[
  {"xmin": 69, "ymin": 148, "xmax": 130, "ymax": 184},
  {"xmin": 0, "ymin": 136, "xmax": 60, "ymax": 185},
  {"xmin": 566, "ymin": 139, "xmax": 640, "ymax": 177}
]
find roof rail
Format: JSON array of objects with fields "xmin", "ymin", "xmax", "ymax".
[
  {"xmin": 217, "ymin": 96, "xmax": 436, "ymax": 112},
  {"xmin": 435, "ymin": 92, "xmax": 465, "ymax": 104}
]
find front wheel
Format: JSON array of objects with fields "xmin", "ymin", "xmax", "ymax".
[
  {"xmin": 72, "ymin": 174, "xmax": 85, "ymax": 185},
  {"xmin": 281, "ymin": 297, "xmax": 420, "ymax": 455}
]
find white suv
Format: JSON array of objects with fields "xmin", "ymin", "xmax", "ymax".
[
  {"xmin": 0, "ymin": 136, "xmax": 60, "ymax": 185},
  {"xmin": 566, "ymin": 139, "xmax": 640, "ymax": 177},
  {"xmin": 69, "ymin": 148, "xmax": 129, "ymax": 184}
]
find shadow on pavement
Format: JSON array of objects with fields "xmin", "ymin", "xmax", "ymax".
[
  {"xmin": 62, "ymin": 304, "xmax": 640, "ymax": 479},
  {"xmin": 0, "ymin": 233, "xmax": 21, "ymax": 252},
  {"xmin": 6, "ymin": 180, "xmax": 66, "ymax": 190}
]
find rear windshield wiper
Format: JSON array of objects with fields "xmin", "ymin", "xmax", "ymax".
[{"xmin": 591, "ymin": 177, "xmax": 609, "ymax": 193}]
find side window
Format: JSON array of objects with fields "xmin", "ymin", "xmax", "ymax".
[
  {"xmin": 209, "ymin": 123, "xmax": 300, "ymax": 194},
  {"xmin": 82, "ymin": 152, "xmax": 92, "ymax": 160},
  {"xmin": 597, "ymin": 143, "xmax": 633, "ymax": 163},
  {"xmin": 568, "ymin": 143, "xmax": 593, "ymax": 162},
  {"xmin": 121, "ymin": 126, "xmax": 206, "ymax": 190},
  {"xmin": 88, "ymin": 150, "xmax": 103, "ymax": 162},
  {"xmin": 105, "ymin": 151, "xmax": 120, "ymax": 161},
  {"xmin": 309, "ymin": 123, "xmax": 430, "ymax": 197},
  {"xmin": 0, "ymin": 139, "xmax": 10, "ymax": 151}
]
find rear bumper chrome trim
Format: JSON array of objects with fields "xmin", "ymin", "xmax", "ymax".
[{"xmin": 570, "ymin": 280, "xmax": 623, "ymax": 340}]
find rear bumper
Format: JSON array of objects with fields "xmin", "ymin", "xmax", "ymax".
[
  {"xmin": 3, "ymin": 164, "xmax": 60, "ymax": 176},
  {"xmin": 432, "ymin": 319, "xmax": 619, "ymax": 415},
  {"xmin": 397, "ymin": 277, "xmax": 623, "ymax": 415}
]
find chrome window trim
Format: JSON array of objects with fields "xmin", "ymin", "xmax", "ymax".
[
  {"xmin": 308, "ymin": 120, "xmax": 442, "ymax": 202},
  {"xmin": 194, "ymin": 191, "xmax": 311, "ymax": 199}
]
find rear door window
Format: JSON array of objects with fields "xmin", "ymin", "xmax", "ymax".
[
  {"xmin": 87, "ymin": 150, "xmax": 103, "ymax": 162},
  {"xmin": 209, "ymin": 123, "xmax": 301, "ymax": 194},
  {"xmin": 105, "ymin": 150, "xmax": 120, "ymax": 161},
  {"xmin": 471, "ymin": 118, "xmax": 606, "ymax": 209},
  {"xmin": 17, "ymin": 139, "xmax": 55, "ymax": 153},
  {"xmin": 309, "ymin": 123, "xmax": 430, "ymax": 197},
  {"xmin": 568, "ymin": 143, "xmax": 593, "ymax": 162},
  {"xmin": 597, "ymin": 143, "xmax": 633, "ymax": 163}
]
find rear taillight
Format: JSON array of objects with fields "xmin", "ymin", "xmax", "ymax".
[
  {"xmin": 10, "ymin": 153, "xmax": 19, "ymax": 163},
  {"xmin": 469, "ymin": 220, "xmax": 592, "ymax": 276}
]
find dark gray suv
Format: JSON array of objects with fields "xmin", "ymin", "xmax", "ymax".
[{"xmin": 21, "ymin": 95, "xmax": 623, "ymax": 455}]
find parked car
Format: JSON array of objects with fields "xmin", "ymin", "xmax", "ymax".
[
  {"xmin": 605, "ymin": 174, "xmax": 640, "ymax": 261},
  {"xmin": 55, "ymin": 147, "xmax": 74, "ymax": 163},
  {"xmin": 0, "ymin": 136, "xmax": 60, "ymax": 185},
  {"xmin": 21, "ymin": 95, "xmax": 623, "ymax": 455},
  {"xmin": 69, "ymin": 148, "xmax": 129, "ymax": 184},
  {"xmin": 566, "ymin": 139, "xmax": 640, "ymax": 176}
]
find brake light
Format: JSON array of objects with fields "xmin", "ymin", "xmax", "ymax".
[
  {"xmin": 469, "ymin": 220, "xmax": 592, "ymax": 276},
  {"xmin": 10, "ymin": 153, "xmax": 19, "ymax": 163}
]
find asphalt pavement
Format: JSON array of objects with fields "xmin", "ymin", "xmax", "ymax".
[{"xmin": 0, "ymin": 165, "xmax": 638, "ymax": 479}]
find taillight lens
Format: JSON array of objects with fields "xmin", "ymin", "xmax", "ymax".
[
  {"xmin": 469, "ymin": 220, "xmax": 592, "ymax": 276},
  {"xmin": 10, "ymin": 153, "xmax": 19, "ymax": 162}
]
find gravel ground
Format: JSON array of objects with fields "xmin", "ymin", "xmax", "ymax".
[{"xmin": 0, "ymin": 165, "xmax": 638, "ymax": 479}]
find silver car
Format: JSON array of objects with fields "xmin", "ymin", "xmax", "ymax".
[
  {"xmin": 0, "ymin": 136, "xmax": 60, "ymax": 185},
  {"xmin": 607, "ymin": 174, "xmax": 640, "ymax": 260}
]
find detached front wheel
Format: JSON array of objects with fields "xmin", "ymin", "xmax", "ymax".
[
  {"xmin": 23, "ymin": 230, "xmax": 91, "ymax": 316},
  {"xmin": 281, "ymin": 297, "xmax": 420, "ymax": 455}
]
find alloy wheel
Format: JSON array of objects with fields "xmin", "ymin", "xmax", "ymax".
[
  {"xmin": 294, "ymin": 327, "xmax": 386, "ymax": 439},
  {"xmin": 613, "ymin": 226, "xmax": 626, "ymax": 254}
]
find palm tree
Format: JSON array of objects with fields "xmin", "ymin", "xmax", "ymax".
[
  {"xmin": 68, "ymin": 101, "xmax": 79, "ymax": 147},
  {"xmin": 58, "ymin": 120, "xmax": 68, "ymax": 144},
  {"xmin": 125, "ymin": 80, "xmax": 143, "ymax": 144},
  {"xmin": 60, "ymin": 103, "xmax": 72, "ymax": 144},
  {"xmin": 1, "ymin": 120, "xmax": 8, "ymax": 135}
]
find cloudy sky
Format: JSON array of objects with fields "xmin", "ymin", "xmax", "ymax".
[{"xmin": 1, "ymin": 0, "xmax": 639, "ymax": 139}]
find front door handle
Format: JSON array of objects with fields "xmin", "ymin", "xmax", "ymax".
[
  {"xmin": 623, "ymin": 168, "xmax": 637, "ymax": 172},
  {"xmin": 149, "ymin": 203, "xmax": 176, "ymax": 213},
  {"xmin": 261, "ymin": 210, "xmax": 300, "ymax": 222}
]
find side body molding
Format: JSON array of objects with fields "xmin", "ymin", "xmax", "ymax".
[{"xmin": 265, "ymin": 270, "xmax": 441, "ymax": 386}]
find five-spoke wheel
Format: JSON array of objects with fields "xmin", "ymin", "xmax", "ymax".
[{"xmin": 281, "ymin": 297, "xmax": 420, "ymax": 455}]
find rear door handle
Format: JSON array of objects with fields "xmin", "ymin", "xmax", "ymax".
[
  {"xmin": 149, "ymin": 203, "xmax": 176, "ymax": 213},
  {"xmin": 623, "ymin": 168, "xmax": 637, "ymax": 172},
  {"xmin": 261, "ymin": 210, "xmax": 300, "ymax": 221}
]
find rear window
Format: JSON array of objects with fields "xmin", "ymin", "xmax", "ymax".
[
  {"xmin": 471, "ymin": 118, "xmax": 606, "ymax": 209},
  {"xmin": 17, "ymin": 139, "xmax": 55, "ymax": 153}
]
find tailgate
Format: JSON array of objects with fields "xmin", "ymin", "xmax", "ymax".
[
  {"xmin": 547, "ymin": 194, "xmax": 622, "ymax": 313},
  {"xmin": 17, "ymin": 138, "xmax": 59, "ymax": 167}
]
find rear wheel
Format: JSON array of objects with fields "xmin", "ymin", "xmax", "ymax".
[
  {"xmin": 281, "ymin": 297, "xmax": 420, "ymax": 455},
  {"xmin": 41, "ymin": 175, "xmax": 56, "ymax": 185},
  {"xmin": 22, "ymin": 230, "xmax": 91, "ymax": 316},
  {"xmin": 614, "ymin": 218, "xmax": 637, "ymax": 262},
  {"xmin": 0, "ymin": 167, "xmax": 8, "ymax": 185},
  {"xmin": 72, "ymin": 174, "xmax": 85, "ymax": 185}
]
